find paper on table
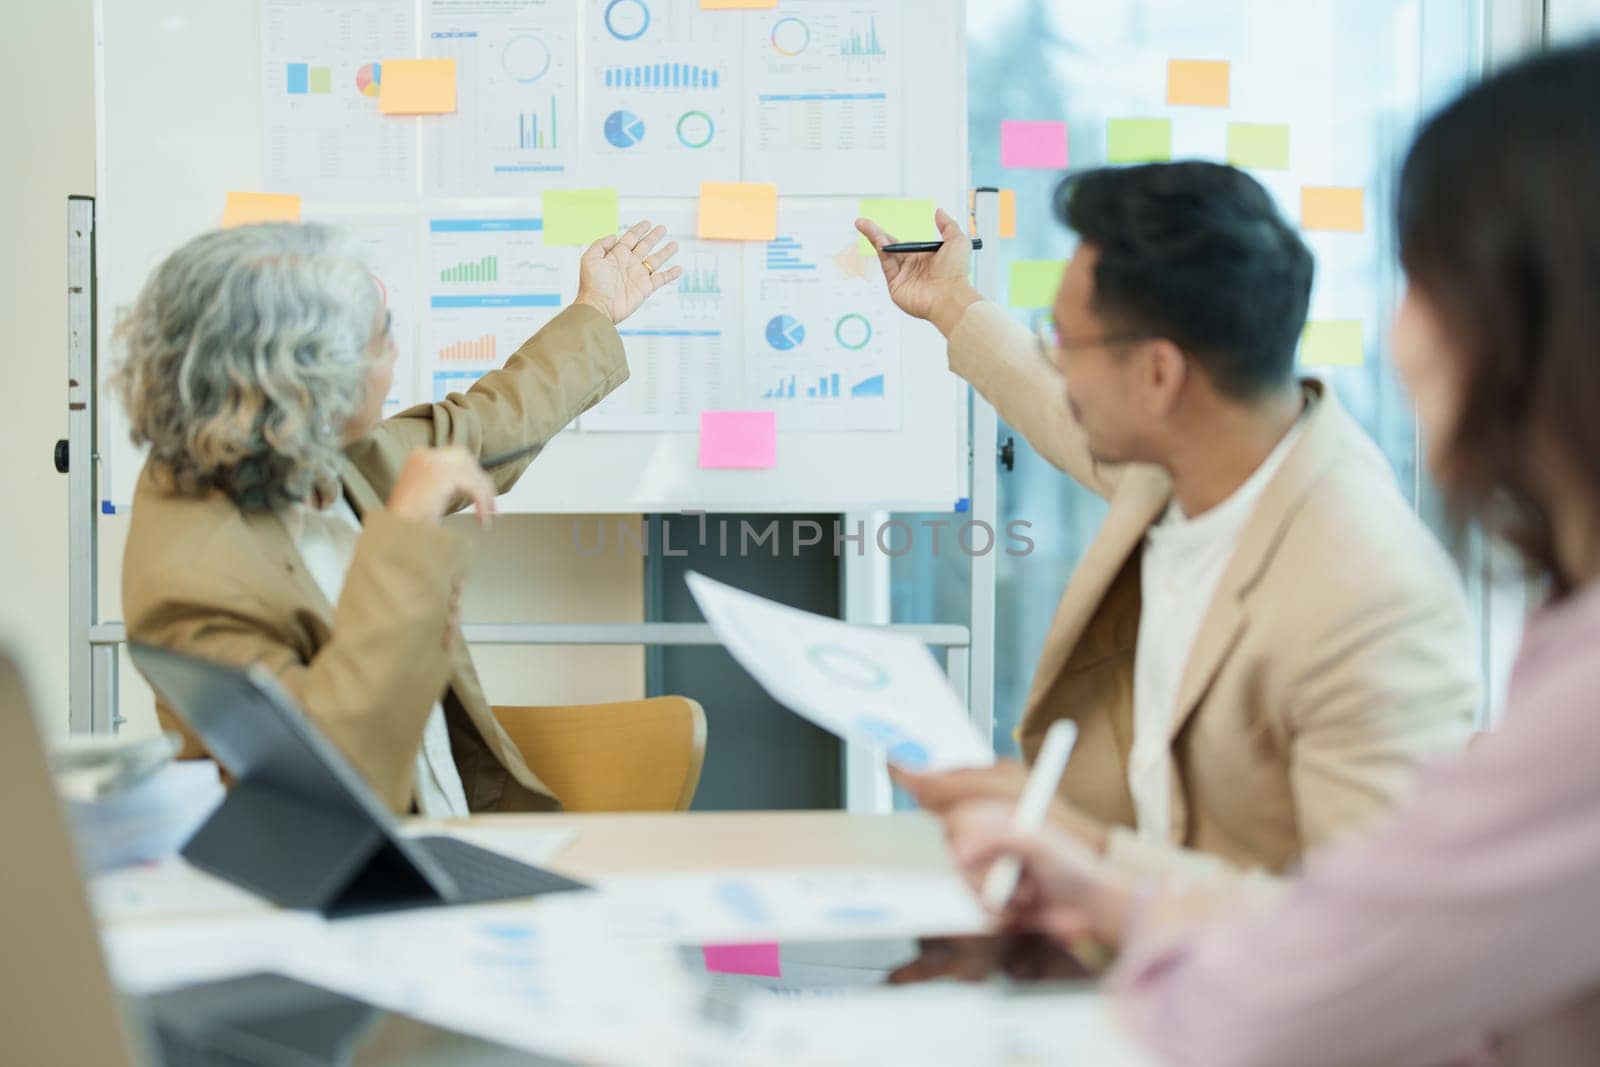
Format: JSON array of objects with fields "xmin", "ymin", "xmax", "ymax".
[
  {"xmin": 1000, "ymin": 119, "xmax": 1069, "ymax": 169},
  {"xmin": 542, "ymin": 187, "xmax": 620, "ymax": 246},
  {"xmin": 1299, "ymin": 320, "xmax": 1364, "ymax": 367},
  {"xmin": 857, "ymin": 197, "xmax": 938, "ymax": 253},
  {"xmin": 598, "ymin": 869, "xmax": 990, "ymax": 944},
  {"xmin": 91, "ymin": 856, "xmax": 272, "ymax": 924},
  {"xmin": 1301, "ymin": 186, "xmax": 1365, "ymax": 232},
  {"xmin": 1227, "ymin": 123, "xmax": 1291, "ymax": 170},
  {"xmin": 378, "ymin": 57, "xmax": 457, "ymax": 114},
  {"xmin": 1008, "ymin": 259, "xmax": 1065, "ymax": 309},
  {"xmin": 686, "ymin": 572, "xmax": 992, "ymax": 771},
  {"xmin": 698, "ymin": 182, "xmax": 779, "ymax": 241},
  {"xmin": 103, "ymin": 912, "xmax": 327, "ymax": 994},
  {"xmin": 221, "ymin": 192, "xmax": 301, "ymax": 228},
  {"xmin": 716, "ymin": 986, "xmax": 1160, "ymax": 1067},
  {"xmin": 1167, "ymin": 59, "xmax": 1230, "ymax": 107},
  {"xmin": 1107, "ymin": 118, "xmax": 1173, "ymax": 163}
]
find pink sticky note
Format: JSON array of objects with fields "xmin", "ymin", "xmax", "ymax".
[
  {"xmin": 702, "ymin": 943, "xmax": 782, "ymax": 977},
  {"xmin": 699, "ymin": 411, "xmax": 776, "ymax": 469},
  {"xmin": 1001, "ymin": 120, "xmax": 1069, "ymax": 169}
]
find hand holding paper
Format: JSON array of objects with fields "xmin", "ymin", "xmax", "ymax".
[{"xmin": 686, "ymin": 572, "xmax": 992, "ymax": 772}]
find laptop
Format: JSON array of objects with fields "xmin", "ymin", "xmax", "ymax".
[
  {"xmin": 126, "ymin": 642, "xmax": 590, "ymax": 918},
  {"xmin": 0, "ymin": 648, "xmax": 569, "ymax": 1065}
]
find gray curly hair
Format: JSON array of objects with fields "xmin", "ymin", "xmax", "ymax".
[{"xmin": 111, "ymin": 222, "xmax": 382, "ymax": 511}]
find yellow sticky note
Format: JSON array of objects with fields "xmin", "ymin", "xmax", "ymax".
[
  {"xmin": 221, "ymin": 192, "xmax": 301, "ymax": 228},
  {"xmin": 379, "ymin": 58, "xmax": 456, "ymax": 114},
  {"xmin": 1300, "ymin": 321, "xmax": 1364, "ymax": 367},
  {"xmin": 1228, "ymin": 123, "xmax": 1291, "ymax": 170},
  {"xmin": 698, "ymin": 182, "xmax": 779, "ymax": 241},
  {"xmin": 857, "ymin": 198, "xmax": 937, "ymax": 253},
  {"xmin": 543, "ymin": 188, "xmax": 620, "ymax": 246},
  {"xmin": 700, "ymin": 0, "xmax": 776, "ymax": 7},
  {"xmin": 1302, "ymin": 187, "xmax": 1365, "ymax": 233},
  {"xmin": 1168, "ymin": 60, "xmax": 1230, "ymax": 107},
  {"xmin": 1008, "ymin": 260, "xmax": 1065, "ymax": 309},
  {"xmin": 967, "ymin": 189, "xmax": 1018, "ymax": 239},
  {"xmin": 1107, "ymin": 119, "xmax": 1172, "ymax": 164}
]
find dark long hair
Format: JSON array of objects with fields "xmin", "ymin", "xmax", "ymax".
[{"xmin": 1398, "ymin": 40, "xmax": 1600, "ymax": 592}]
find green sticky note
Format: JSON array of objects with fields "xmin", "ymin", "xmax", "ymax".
[
  {"xmin": 858, "ymin": 197, "xmax": 937, "ymax": 253},
  {"xmin": 543, "ymin": 188, "xmax": 620, "ymax": 246},
  {"xmin": 1300, "ymin": 320, "xmax": 1364, "ymax": 367},
  {"xmin": 1008, "ymin": 259, "xmax": 1065, "ymax": 309},
  {"xmin": 309, "ymin": 66, "xmax": 332, "ymax": 94},
  {"xmin": 1106, "ymin": 118, "xmax": 1172, "ymax": 163},
  {"xmin": 1228, "ymin": 123, "xmax": 1290, "ymax": 170}
]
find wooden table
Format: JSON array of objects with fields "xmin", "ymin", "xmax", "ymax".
[{"xmin": 431, "ymin": 810, "xmax": 953, "ymax": 880}]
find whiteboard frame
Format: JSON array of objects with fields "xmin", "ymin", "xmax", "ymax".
[{"xmin": 93, "ymin": 0, "xmax": 971, "ymax": 515}]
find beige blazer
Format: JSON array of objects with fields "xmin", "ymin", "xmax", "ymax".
[
  {"xmin": 123, "ymin": 304, "xmax": 627, "ymax": 815},
  {"xmin": 949, "ymin": 302, "xmax": 1479, "ymax": 882}
]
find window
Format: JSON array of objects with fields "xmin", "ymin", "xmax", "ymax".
[{"xmin": 894, "ymin": 0, "xmax": 1487, "ymax": 754}]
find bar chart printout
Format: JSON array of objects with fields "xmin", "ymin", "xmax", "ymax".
[
  {"xmin": 424, "ymin": 215, "xmax": 574, "ymax": 405},
  {"xmin": 424, "ymin": 0, "xmax": 578, "ymax": 196}
]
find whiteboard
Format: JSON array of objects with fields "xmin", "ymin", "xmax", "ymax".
[{"xmin": 96, "ymin": 0, "xmax": 970, "ymax": 514}]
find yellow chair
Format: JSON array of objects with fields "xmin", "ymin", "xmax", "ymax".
[{"xmin": 493, "ymin": 697, "xmax": 707, "ymax": 812}]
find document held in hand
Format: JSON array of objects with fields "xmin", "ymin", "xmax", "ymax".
[{"xmin": 686, "ymin": 572, "xmax": 993, "ymax": 771}]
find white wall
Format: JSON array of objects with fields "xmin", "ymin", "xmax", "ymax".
[{"xmin": 0, "ymin": 0, "xmax": 644, "ymax": 739}]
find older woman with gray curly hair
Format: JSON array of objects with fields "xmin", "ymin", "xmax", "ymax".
[{"xmin": 116, "ymin": 219, "xmax": 681, "ymax": 815}]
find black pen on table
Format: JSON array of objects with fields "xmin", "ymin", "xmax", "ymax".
[{"xmin": 880, "ymin": 238, "xmax": 984, "ymax": 253}]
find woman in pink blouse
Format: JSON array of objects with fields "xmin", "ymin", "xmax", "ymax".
[{"xmin": 944, "ymin": 40, "xmax": 1600, "ymax": 1067}]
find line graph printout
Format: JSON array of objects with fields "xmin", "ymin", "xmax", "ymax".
[
  {"xmin": 582, "ymin": 0, "xmax": 742, "ymax": 194},
  {"xmin": 742, "ymin": 1, "xmax": 903, "ymax": 194},
  {"xmin": 423, "ymin": 214, "xmax": 576, "ymax": 403},
  {"xmin": 261, "ymin": 0, "xmax": 418, "ymax": 200},
  {"xmin": 742, "ymin": 201, "xmax": 901, "ymax": 431},
  {"xmin": 423, "ymin": 0, "xmax": 578, "ymax": 197},
  {"xmin": 581, "ymin": 206, "xmax": 741, "ymax": 431}
]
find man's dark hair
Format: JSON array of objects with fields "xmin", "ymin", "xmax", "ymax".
[{"xmin": 1054, "ymin": 162, "xmax": 1314, "ymax": 400}]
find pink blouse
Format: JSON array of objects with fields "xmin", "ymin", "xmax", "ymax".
[{"xmin": 1110, "ymin": 580, "xmax": 1600, "ymax": 1066}]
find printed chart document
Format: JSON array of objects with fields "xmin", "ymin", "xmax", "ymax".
[
  {"xmin": 742, "ymin": 200, "xmax": 902, "ymax": 431},
  {"xmin": 599, "ymin": 869, "xmax": 989, "ymax": 944},
  {"xmin": 687, "ymin": 572, "xmax": 991, "ymax": 771},
  {"xmin": 742, "ymin": 0, "xmax": 904, "ymax": 194},
  {"xmin": 582, "ymin": 204, "xmax": 742, "ymax": 431},
  {"xmin": 260, "ymin": 0, "xmax": 418, "ymax": 200},
  {"xmin": 583, "ymin": 0, "xmax": 743, "ymax": 194},
  {"xmin": 422, "ymin": 211, "xmax": 577, "ymax": 402},
  {"xmin": 423, "ymin": 0, "xmax": 578, "ymax": 197}
]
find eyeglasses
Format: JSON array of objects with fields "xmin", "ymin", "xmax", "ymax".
[{"xmin": 1033, "ymin": 315, "xmax": 1151, "ymax": 357}]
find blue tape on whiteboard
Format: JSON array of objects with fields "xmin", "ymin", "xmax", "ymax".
[
  {"xmin": 101, "ymin": 501, "xmax": 116, "ymax": 515},
  {"xmin": 954, "ymin": 497, "xmax": 970, "ymax": 513}
]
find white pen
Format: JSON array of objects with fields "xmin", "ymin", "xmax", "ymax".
[{"xmin": 980, "ymin": 719, "xmax": 1078, "ymax": 913}]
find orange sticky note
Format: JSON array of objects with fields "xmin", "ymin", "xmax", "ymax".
[
  {"xmin": 700, "ymin": 0, "xmax": 776, "ymax": 7},
  {"xmin": 1302, "ymin": 187, "xmax": 1365, "ymax": 233},
  {"xmin": 221, "ymin": 192, "xmax": 301, "ymax": 228},
  {"xmin": 379, "ymin": 58, "xmax": 456, "ymax": 114},
  {"xmin": 968, "ymin": 189, "xmax": 1017, "ymax": 239},
  {"xmin": 1167, "ymin": 60, "xmax": 1230, "ymax": 107},
  {"xmin": 698, "ymin": 182, "xmax": 778, "ymax": 241}
]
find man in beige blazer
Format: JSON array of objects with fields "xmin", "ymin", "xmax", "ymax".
[
  {"xmin": 120, "ymin": 219, "xmax": 682, "ymax": 815},
  {"xmin": 858, "ymin": 163, "xmax": 1478, "ymax": 885}
]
